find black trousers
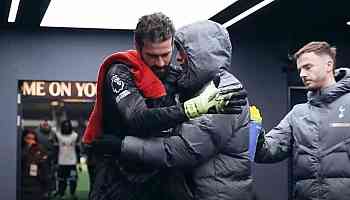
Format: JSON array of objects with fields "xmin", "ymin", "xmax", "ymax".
[
  {"xmin": 90, "ymin": 158, "xmax": 169, "ymax": 200},
  {"xmin": 90, "ymin": 157, "xmax": 193, "ymax": 200},
  {"xmin": 57, "ymin": 165, "xmax": 78, "ymax": 196}
]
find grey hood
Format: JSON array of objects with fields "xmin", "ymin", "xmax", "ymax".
[
  {"xmin": 308, "ymin": 67, "xmax": 350, "ymax": 106},
  {"xmin": 174, "ymin": 20, "xmax": 232, "ymax": 95}
]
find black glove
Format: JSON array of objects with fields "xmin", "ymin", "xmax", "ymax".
[
  {"xmin": 91, "ymin": 134, "xmax": 123, "ymax": 156},
  {"xmin": 208, "ymin": 83, "xmax": 248, "ymax": 114},
  {"xmin": 256, "ymin": 129, "xmax": 265, "ymax": 151},
  {"xmin": 166, "ymin": 64, "xmax": 183, "ymax": 83}
]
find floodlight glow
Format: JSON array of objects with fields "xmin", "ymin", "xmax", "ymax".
[
  {"xmin": 41, "ymin": 0, "xmax": 238, "ymax": 30},
  {"xmin": 8, "ymin": 0, "xmax": 21, "ymax": 22},
  {"xmin": 347, "ymin": 21, "xmax": 350, "ymax": 26},
  {"xmin": 223, "ymin": 0, "xmax": 275, "ymax": 28}
]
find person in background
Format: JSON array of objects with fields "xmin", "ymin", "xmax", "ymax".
[
  {"xmin": 35, "ymin": 120, "xmax": 58, "ymax": 197},
  {"xmin": 55, "ymin": 120, "xmax": 81, "ymax": 200},
  {"xmin": 21, "ymin": 129, "xmax": 49, "ymax": 200}
]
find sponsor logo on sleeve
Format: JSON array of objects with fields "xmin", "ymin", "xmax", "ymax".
[
  {"xmin": 329, "ymin": 122, "xmax": 350, "ymax": 127},
  {"xmin": 115, "ymin": 90, "xmax": 131, "ymax": 103},
  {"xmin": 338, "ymin": 105, "xmax": 345, "ymax": 119}
]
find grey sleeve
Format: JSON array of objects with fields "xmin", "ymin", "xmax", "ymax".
[
  {"xmin": 120, "ymin": 116, "xmax": 230, "ymax": 169},
  {"xmin": 254, "ymin": 111, "xmax": 293, "ymax": 163}
]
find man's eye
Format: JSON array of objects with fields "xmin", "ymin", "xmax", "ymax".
[{"xmin": 301, "ymin": 64, "xmax": 312, "ymax": 71}]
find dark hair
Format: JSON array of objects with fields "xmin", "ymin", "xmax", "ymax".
[
  {"xmin": 22, "ymin": 128, "xmax": 37, "ymax": 146},
  {"xmin": 134, "ymin": 12, "xmax": 175, "ymax": 49},
  {"xmin": 61, "ymin": 119, "xmax": 72, "ymax": 135},
  {"xmin": 294, "ymin": 41, "xmax": 337, "ymax": 68}
]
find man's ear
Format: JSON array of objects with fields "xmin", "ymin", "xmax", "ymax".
[
  {"xmin": 135, "ymin": 42, "xmax": 140, "ymax": 52},
  {"xmin": 134, "ymin": 37, "xmax": 142, "ymax": 52},
  {"xmin": 327, "ymin": 59, "xmax": 334, "ymax": 73}
]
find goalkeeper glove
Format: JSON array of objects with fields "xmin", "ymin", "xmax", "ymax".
[{"xmin": 183, "ymin": 81, "xmax": 247, "ymax": 119}]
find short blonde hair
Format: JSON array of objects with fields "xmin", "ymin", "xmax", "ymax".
[{"xmin": 294, "ymin": 41, "xmax": 337, "ymax": 67}]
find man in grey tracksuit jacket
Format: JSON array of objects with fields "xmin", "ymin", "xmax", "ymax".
[
  {"xmin": 119, "ymin": 20, "xmax": 252, "ymax": 200},
  {"xmin": 255, "ymin": 41, "xmax": 350, "ymax": 200}
]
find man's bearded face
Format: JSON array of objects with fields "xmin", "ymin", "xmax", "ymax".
[{"xmin": 139, "ymin": 38, "xmax": 173, "ymax": 80}]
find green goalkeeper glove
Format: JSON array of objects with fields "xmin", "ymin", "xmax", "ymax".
[{"xmin": 183, "ymin": 81, "xmax": 247, "ymax": 119}]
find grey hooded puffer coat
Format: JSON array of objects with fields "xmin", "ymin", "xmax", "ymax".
[
  {"xmin": 255, "ymin": 68, "xmax": 350, "ymax": 200},
  {"xmin": 121, "ymin": 20, "xmax": 252, "ymax": 200}
]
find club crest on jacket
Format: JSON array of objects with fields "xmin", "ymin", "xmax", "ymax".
[{"xmin": 111, "ymin": 74, "xmax": 125, "ymax": 94}]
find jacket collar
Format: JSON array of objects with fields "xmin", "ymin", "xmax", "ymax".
[{"xmin": 308, "ymin": 68, "xmax": 350, "ymax": 106}]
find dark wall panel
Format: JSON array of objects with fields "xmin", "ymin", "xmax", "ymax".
[
  {"xmin": 0, "ymin": 28, "xmax": 133, "ymax": 199},
  {"xmin": 230, "ymin": 37, "xmax": 289, "ymax": 200}
]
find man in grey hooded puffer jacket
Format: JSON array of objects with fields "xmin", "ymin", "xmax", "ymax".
[
  {"xmin": 255, "ymin": 41, "xmax": 350, "ymax": 200},
  {"xmin": 119, "ymin": 20, "xmax": 252, "ymax": 200}
]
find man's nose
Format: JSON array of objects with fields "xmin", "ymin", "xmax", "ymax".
[
  {"xmin": 299, "ymin": 69, "xmax": 307, "ymax": 78},
  {"xmin": 154, "ymin": 57, "xmax": 165, "ymax": 68}
]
